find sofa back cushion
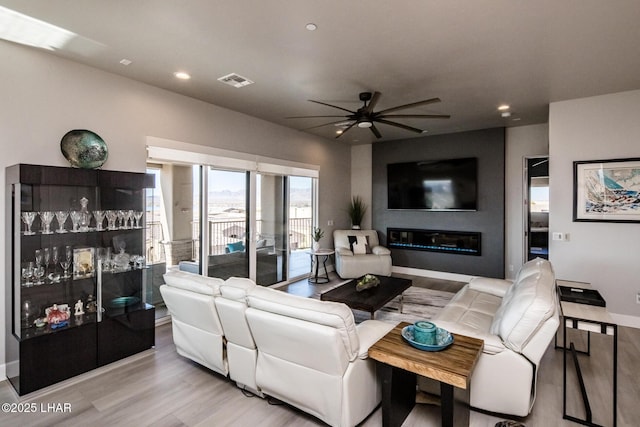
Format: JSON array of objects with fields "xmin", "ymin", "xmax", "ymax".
[
  {"xmin": 490, "ymin": 258, "xmax": 556, "ymax": 353},
  {"xmin": 333, "ymin": 229, "xmax": 380, "ymax": 252},
  {"xmin": 160, "ymin": 271, "xmax": 225, "ymax": 336},
  {"xmin": 163, "ymin": 270, "xmax": 223, "ymax": 296},
  {"xmin": 216, "ymin": 277, "xmax": 257, "ymax": 349},
  {"xmin": 246, "ymin": 286, "xmax": 360, "ymax": 373}
]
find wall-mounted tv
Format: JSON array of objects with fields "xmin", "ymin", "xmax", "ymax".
[{"xmin": 387, "ymin": 157, "xmax": 477, "ymax": 210}]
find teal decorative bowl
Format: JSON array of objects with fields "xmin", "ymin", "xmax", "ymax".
[
  {"xmin": 60, "ymin": 129, "xmax": 108, "ymax": 169},
  {"xmin": 401, "ymin": 325, "xmax": 454, "ymax": 351}
]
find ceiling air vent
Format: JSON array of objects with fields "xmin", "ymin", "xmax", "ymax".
[{"xmin": 217, "ymin": 73, "xmax": 254, "ymax": 88}]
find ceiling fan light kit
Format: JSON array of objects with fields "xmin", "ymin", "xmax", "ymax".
[{"xmin": 287, "ymin": 91, "xmax": 450, "ymax": 139}]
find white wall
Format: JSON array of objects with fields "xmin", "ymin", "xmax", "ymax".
[
  {"xmin": 549, "ymin": 90, "xmax": 640, "ymax": 327},
  {"xmin": 504, "ymin": 124, "xmax": 549, "ymax": 279},
  {"xmin": 0, "ymin": 41, "xmax": 352, "ymax": 377}
]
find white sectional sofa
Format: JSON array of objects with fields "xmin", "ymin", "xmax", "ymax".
[
  {"xmin": 160, "ymin": 270, "xmax": 395, "ymax": 427},
  {"xmin": 424, "ymin": 257, "xmax": 559, "ymax": 417}
]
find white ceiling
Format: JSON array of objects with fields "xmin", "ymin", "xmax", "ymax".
[{"xmin": 2, "ymin": 0, "xmax": 640, "ymax": 144}]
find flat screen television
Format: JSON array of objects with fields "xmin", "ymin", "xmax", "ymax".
[{"xmin": 387, "ymin": 157, "xmax": 477, "ymax": 210}]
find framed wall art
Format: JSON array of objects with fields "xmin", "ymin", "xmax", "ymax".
[{"xmin": 573, "ymin": 158, "xmax": 640, "ymax": 222}]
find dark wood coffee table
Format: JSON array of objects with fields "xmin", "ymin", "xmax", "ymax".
[{"xmin": 320, "ymin": 276, "xmax": 412, "ymax": 319}]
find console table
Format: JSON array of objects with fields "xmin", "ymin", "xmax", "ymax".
[
  {"xmin": 368, "ymin": 322, "xmax": 483, "ymax": 427},
  {"xmin": 557, "ymin": 280, "xmax": 617, "ymax": 427}
]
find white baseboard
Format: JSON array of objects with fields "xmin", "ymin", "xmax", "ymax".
[
  {"xmin": 610, "ymin": 312, "xmax": 640, "ymax": 329},
  {"xmin": 392, "ymin": 266, "xmax": 474, "ymax": 283}
]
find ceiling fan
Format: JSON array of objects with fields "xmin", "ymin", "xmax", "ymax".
[{"xmin": 287, "ymin": 91, "xmax": 450, "ymax": 139}]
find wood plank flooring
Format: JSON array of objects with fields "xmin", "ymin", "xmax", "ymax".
[{"xmin": 2, "ymin": 276, "xmax": 639, "ymax": 426}]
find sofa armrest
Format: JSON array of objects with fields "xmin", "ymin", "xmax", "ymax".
[
  {"xmin": 371, "ymin": 245, "xmax": 391, "ymax": 255},
  {"xmin": 468, "ymin": 277, "xmax": 513, "ymax": 298},
  {"xmin": 336, "ymin": 247, "xmax": 354, "ymax": 257},
  {"xmin": 355, "ymin": 320, "xmax": 396, "ymax": 359}
]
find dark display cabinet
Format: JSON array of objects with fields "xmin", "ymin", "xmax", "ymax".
[{"xmin": 5, "ymin": 164, "xmax": 155, "ymax": 395}]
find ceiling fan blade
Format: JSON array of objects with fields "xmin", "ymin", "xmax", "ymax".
[
  {"xmin": 335, "ymin": 121, "xmax": 358, "ymax": 139},
  {"xmin": 308, "ymin": 100, "xmax": 356, "ymax": 114},
  {"xmin": 374, "ymin": 118, "xmax": 425, "ymax": 134},
  {"xmin": 364, "ymin": 91, "xmax": 381, "ymax": 114},
  {"xmin": 286, "ymin": 115, "xmax": 348, "ymax": 119},
  {"xmin": 375, "ymin": 97, "xmax": 441, "ymax": 115},
  {"xmin": 300, "ymin": 119, "xmax": 355, "ymax": 131},
  {"xmin": 369, "ymin": 123, "xmax": 382, "ymax": 139},
  {"xmin": 378, "ymin": 113, "xmax": 451, "ymax": 119}
]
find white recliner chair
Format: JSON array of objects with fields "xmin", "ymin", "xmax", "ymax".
[
  {"xmin": 245, "ymin": 286, "xmax": 395, "ymax": 427},
  {"xmin": 160, "ymin": 270, "xmax": 228, "ymax": 376},
  {"xmin": 333, "ymin": 229, "xmax": 392, "ymax": 279},
  {"xmin": 215, "ymin": 277, "xmax": 262, "ymax": 396}
]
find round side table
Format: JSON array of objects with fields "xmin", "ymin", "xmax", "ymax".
[{"xmin": 308, "ymin": 249, "xmax": 334, "ymax": 284}]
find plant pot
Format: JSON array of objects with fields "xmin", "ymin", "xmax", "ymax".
[
  {"xmin": 313, "ymin": 241, "xmax": 320, "ymax": 251},
  {"xmin": 351, "ymin": 225, "xmax": 361, "ymax": 230}
]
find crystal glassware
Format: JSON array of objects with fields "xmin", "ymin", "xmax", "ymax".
[
  {"xmin": 34, "ymin": 265, "xmax": 45, "ymax": 285},
  {"xmin": 79, "ymin": 197, "xmax": 91, "ymax": 232},
  {"xmin": 60, "ymin": 258, "xmax": 71, "ymax": 279},
  {"xmin": 116, "ymin": 209, "xmax": 126, "ymax": 229},
  {"xmin": 22, "ymin": 299, "xmax": 34, "ymax": 328},
  {"xmin": 69, "ymin": 210, "xmax": 82, "ymax": 232},
  {"xmin": 21, "ymin": 262, "xmax": 34, "ymax": 287},
  {"xmin": 21, "ymin": 211, "xmax": 37, "ymax": 235},
  {"xmin": 55, "ymin": 210, "xmax": 69, "ymax": 233},
  {"xmin": 124, "ymin": 210, "xmax": 134, "ymax": 229},
  {"xmin": 35, "ymin": 249, "xmax": 43, "ymax": 267},
  {"xmin": 106, "ymin": 210, "xmax": 118, "ymax": 230},
  {"xmin": 133, "ymin": 211, "xmax": 144, "ymax": 228},
  {"xmin": 43, "ymin": 247, "xmax": 51, "ymax": 277},
  {"xmin": 39, "ymin": 211, "xmax": 55, "ymax": 234},
  {"xmin": 93, "ymin": 210, "xmax": 106, "ymax": 231}
]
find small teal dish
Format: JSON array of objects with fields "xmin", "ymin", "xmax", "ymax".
[
  {"xmin": 60, "ymin": 129, "xmax": 108, "ymax": 169},
  {"xmin": 401, "ymin": 325, "xmax": 454, "ymax": 351},
  {"xmin": 109, "ymin": 296, "xmax": 140, "ymax": 308}
]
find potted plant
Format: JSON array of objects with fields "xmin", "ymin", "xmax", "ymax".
[
  {"xmin": 347, "ymin": 195, "xmax": 367, "ymax": 229},
  {"xmin": 311, "ymin": 227, "xmax": 324, "ymax": 251}
]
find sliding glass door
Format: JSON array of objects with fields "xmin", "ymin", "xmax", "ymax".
[
  {"xmin": 255, "ymin": 173, "xmax": 287, "ymax": 285},
  {"xmin": 206, "ymin": 168, "xmax": 249, "ymax": 280}
]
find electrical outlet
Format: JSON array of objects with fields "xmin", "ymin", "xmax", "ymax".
[{"xmin": 327, "ymin": 220, "xmax": 334, "ymax": 226}]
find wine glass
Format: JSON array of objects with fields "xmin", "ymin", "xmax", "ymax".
[
  {"xmin": 21, "ymin": 262, "xmax": 34, "ymax": 287},
  {"xmin": 39, "ymin": 211, "xmax": 55, "ymax": 234},
  {"xmin": 133, "ymin": 211, "xmax": 144, "ymax": 228},
  {"xmin": 106, "ymin": 210, "xmax": 118, "ymax": 230},
  {"xmin": 93, "ymin": 210, "xmax": 106, "ymax": 231},
  {"xmin": 21, "ymin": 211, "xmax": 37, "ymax": 235},
  {"xmin": 34, "ymin": 265, "xmax": 45, "ymax": 285},
  {"xmin": 61, "ymin": 246, "xmax": 73, "ymax": 278},
  {"xmin": 69, "ymin": 210, "xmax": 81, "ymax": 232},
  {"xmin": 116, "ymin": 210, "xmax": 126, "ymax": 229},
  {"xmin": 43, "ymin": 247, "xmax": 51, "ymax": 279},
  {"xmin": 55, "ymin": 210, "xmax": 69, "ymax": 233},
  {"xmin": 124, "ymin": 210, "xmax": 134, "ymax": 229},
  {"xmin": 35, "ymin": 249, "xmax": 43, "ymax": 267},
  {"xmin": 23, "ymin": 299, "xmax": 34, "ymax": 328}
]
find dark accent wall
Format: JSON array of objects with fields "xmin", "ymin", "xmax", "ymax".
[{"xmin": 372, "ymin": 128, "xmax": 505, "ymax": 278}]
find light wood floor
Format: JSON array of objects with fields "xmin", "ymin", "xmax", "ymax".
[{"xmin": 2, "ymin": 277, "xmax": 639, "ymax": 427}]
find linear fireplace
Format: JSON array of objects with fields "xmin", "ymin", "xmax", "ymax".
[{"xmin": 387, "ymin": 228, "xmax": 481, "ymax": 256}]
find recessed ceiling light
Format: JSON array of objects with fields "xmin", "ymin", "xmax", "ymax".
[
  {"xmin": 512, "ymin": 117, "xmax": 522, "ymax": 121},
  {"xmin": 119, "ymin": 59, "xmax": 132, "ymax": 66},
  {"xmin": 305, "ymin": 23, "xmax": 317, "ymax": 31},
  {"xmin": 498, "ymin": 104, "xmax": 510, "ymax": 111},
  {"xmin": 336, "ymin": 130, "xmax": 343, "ymax": 135},
  {"xmin": 173, "ymin": 71, "xmax": 191, "ymax": 80},
  {"xmin": 501, "ymin": 111, "xmax": 512, "ymax": 118}
]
